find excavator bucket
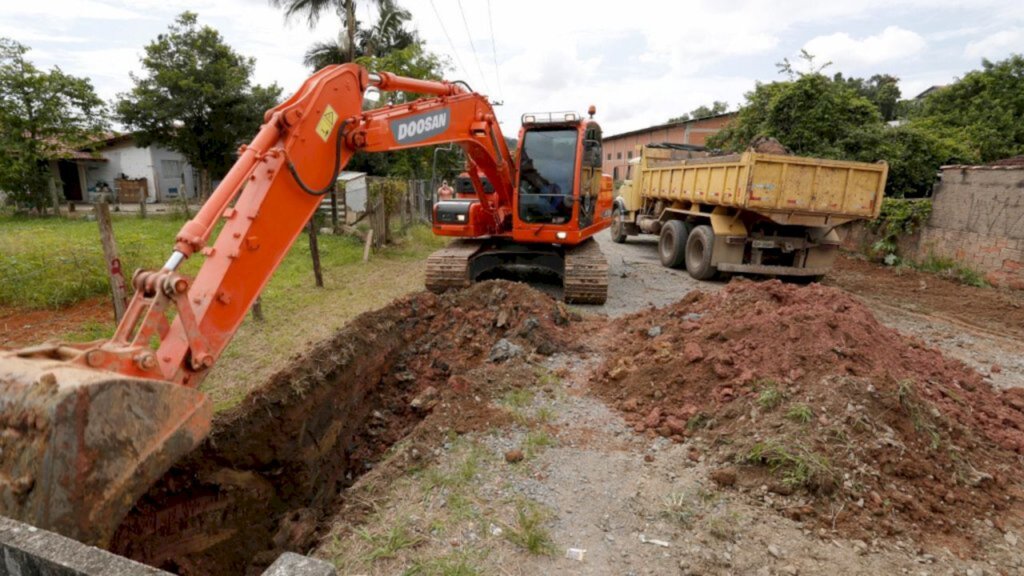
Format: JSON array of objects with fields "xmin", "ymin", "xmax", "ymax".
[{"xmin": 0, "ymin": 352, "xmax": 211, "ymax": 547}]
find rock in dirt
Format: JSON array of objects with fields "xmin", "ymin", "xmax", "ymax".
[
  {"xmin": 647, "ymin": 325, "xmax": 662, "ymax": 338},
  {"xmin": 505, "ymin": 449, "xmax": 525, "ymax": 463},
  {"xmin": 410, "ymin": 386, "xmax": 439, "ymax": 412},
  {"xmin": 488, "ymin": 338, "xmax": 523, "ymax": 362},
  {"xmin": 683, "ymin": 342, "xmax": 704, "ymax": 363},
  {"xmin": 710, "ymin": 467, "xmax": 738, "ymax": 487}
]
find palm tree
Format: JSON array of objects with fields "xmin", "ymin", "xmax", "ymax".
[
  {"xmin": 359, "ymin": 0, "xmax": 416, "ymax": 58},
  {"xmin": 269, "ymin": 0, "xmax": 364, "ymax": 63}
]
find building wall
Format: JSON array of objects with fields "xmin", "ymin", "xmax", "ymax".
[
  {"xmin": 917, "ymin": 166, "xmax": 1024, "ymax": 288},
  {"xmin": 150, "ymin": 145, "xmax": 197, "ymax": 200},
  {"xmin": 85, "ymin": 140, "xmax": 194, "ymax": 202},
  {"xmin": 602, "ymin": 114, "xmax": 733, "ymax": 181},
  {"xmin": 842, "ymin": 166, "xmax": 1024, "ymax": 289}
]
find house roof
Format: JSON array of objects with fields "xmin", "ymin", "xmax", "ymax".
[
  {"xmin": 603, "ymin": 112, "xmax": 736, "ymax": 142},
  {"xmin": 337, "ymin": 171, "xmax": 366, "ymax": 182},
  {"xmin": 914, "ymin": 85, "xmax": 947, "ymax": 100}
]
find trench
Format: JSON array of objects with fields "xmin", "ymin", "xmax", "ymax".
[
  {"xmin": 110, "ymin": 294, "xmax": 440, "ymax": 575},
  {"xmin": 108, "ymin": 281, "xmax": 573, "ymax": 576}
]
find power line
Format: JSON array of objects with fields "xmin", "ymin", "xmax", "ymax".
[
  {"xmin": 455, "ymin": 0, "xmax": 492, "ymax": 94},
  {"xmin": 485, "ymin": 0, "xmax": 504, "ymax": 101},
  {"xmin": 428, "ymin": 0, "xmax": 473, "ymax": 85}
]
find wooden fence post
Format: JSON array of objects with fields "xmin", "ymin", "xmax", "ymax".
[
  {"xmin": 139, "ymin": 195, "xmax": 147, "ymax": 219},
  {"xmin": 308, "ymin": 216, "xmax": 324, "ymax": 287},
  {"xmin": 330, "ymin": 186, "xmax": 339, "ymax": 233},
  {"xmin": 95, "ymin": 201, "xmax": 128, "ymax": 322},
  {"xmin": 251, "ymin": 295, "xmax": 264, "ymax": 322}
]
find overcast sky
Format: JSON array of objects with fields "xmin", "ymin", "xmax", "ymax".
[{"xmin": 3, "ymin": 0, "xmax": 1023, "ymax": 137}]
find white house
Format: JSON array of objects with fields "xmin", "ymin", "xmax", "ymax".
[{"xmin": 56, "ymin": 134, "xmax": 197, "ymax": 203}]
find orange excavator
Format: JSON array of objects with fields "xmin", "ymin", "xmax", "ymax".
[{"xmin": 0, "ymin": 64, "xmax": 611, "ymax": 547}]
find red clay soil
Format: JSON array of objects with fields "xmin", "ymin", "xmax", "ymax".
[
  {"xmin": 829, "ymin": 254, "xmax": 1024, "ymax": 340},
  {"xmin": 593, "ymin": 279, "xmax": 1024, "ymax": 549},
  {"xmin": 111, "ymin": 281, "xmax": 585, "ymax": 576},
  {"xmin": 0, "ymin": 297, "xmax": 113, "ymax": 349}
]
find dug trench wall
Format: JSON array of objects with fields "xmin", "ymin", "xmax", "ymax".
[
  {"xmin": 844, "ymin": 164, "xmax": 1024, "ymax": 289},
  {"xmin": 0, "ymin": 515, "xmax": 334, "ymax": 576}
]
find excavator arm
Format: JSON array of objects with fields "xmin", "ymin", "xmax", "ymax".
[{"xmin": 0, "ymin": 64, "xmax": 514, "ymax": 546}]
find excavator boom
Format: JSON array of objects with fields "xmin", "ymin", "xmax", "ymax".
[{"xmin": 0, "ymin": 64, "xmax": 516, "ymax": 546}]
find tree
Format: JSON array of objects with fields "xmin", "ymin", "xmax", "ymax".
[
  {"xmin": 272, "ymin": 0, "xmax": 372, "ymax": 68},
  {"xmin": 910, "ymin": 54, "xmax": 1024, "ymax": 162},
  {"xmin": 708, "ymin": 73, "xmax": 880, "ymax": 158},
  {"xmin": 668, "ymin": 101, "xmax": 729, "ymax": 123},
  {"xmin": 834, "ymin": 73, "xmax": 902, "ymax": 122},
  {"xmin": 0, "ymin": 38, "xmax": 107, "ymax": 212},
  {"xmin": 116, "ymin": 13, "xmax": 282, "ymax": 197}
]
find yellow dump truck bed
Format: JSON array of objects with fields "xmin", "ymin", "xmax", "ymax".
[{"xmin": 632, "ymin": 149, "xmax": 887, "ymax": 226}]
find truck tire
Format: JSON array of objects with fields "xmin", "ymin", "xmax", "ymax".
[
  {"xmin": 610, "ymin": 205, "xmax": 628, "ymax": 243},
  {"xmin": 685, "ymin": 224, "xmax": 718, "ymax": 280},
  {"xmin": 659, "ymin": 220, "xmax": 688, "ymax": 268}
]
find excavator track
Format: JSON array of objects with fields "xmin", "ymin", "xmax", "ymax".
[
  {"xmin": 425, "ymin": 240, "xmax": 482, "ymax": 293},
  {"xmin": 563, "ymin": 238, "xmax": 608, "ymax": 304}
]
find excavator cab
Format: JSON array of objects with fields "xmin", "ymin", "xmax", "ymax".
[{"xmin": 511, "ymin": 111, "xmax": 611, "ymax": 244}]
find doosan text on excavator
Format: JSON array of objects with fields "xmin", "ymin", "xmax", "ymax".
[{"xmin": 0, "ymin": 64, "xmax": 613, "ymax": 546}]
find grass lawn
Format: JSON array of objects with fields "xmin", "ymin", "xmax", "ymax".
[
  {"xmin": 0, "ymin": 213, "xmax": 448, "ymax": 412},
  {"xmin": 0, "ymin": 213, "xmax": 200, "ymax": 309}
]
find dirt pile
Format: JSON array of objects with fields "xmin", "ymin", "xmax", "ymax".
[
  {"xmin": 593, "ymin": 279, "xmax": 1024, "ymax": 546},
  {"xmin": 110, "ymin": 280, "xmax": 583, "ymax": 576}
]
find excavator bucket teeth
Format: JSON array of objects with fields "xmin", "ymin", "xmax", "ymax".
[{"xmin": 0, "ymin": 354, "xmax": 211, "ymax": 547}]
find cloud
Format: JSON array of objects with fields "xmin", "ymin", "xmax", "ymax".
[
  {"xmin": 964, "ymin": 28, "xmax": 1024, "ymax": 60},
  {"xmin": 4, "ymin": 0, "xmax": 144, "ymax": 20},
  {"xmin": 803, "ymin": 26, "xmax": 927, "ymax": 68}
]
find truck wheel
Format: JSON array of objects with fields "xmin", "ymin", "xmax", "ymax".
[
  {"xmin": 685, "ymin": 225, "xmax": 718, "ymax": 280},
  {"xmin": 659, "ymin": 220, "xmax": 688, "ymax": 268},
  {"xmin": 610, "ymin": 206, "xmax": 628, "ymax": 243}
]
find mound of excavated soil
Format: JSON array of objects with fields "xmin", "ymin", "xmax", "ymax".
[
  {"xmin": 112, "ymin": 280, "xmax": 584, "ymax": 576},
  {"xmin": 593, "ymin": 279, "xmax": 1024, "ymax": 547}
]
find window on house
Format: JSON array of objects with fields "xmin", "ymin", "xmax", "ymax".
[
  {"xmin": 616, "ymin": 152, "xmax": 622, "ymax": 159},
  {"xmin": 627, "ymin": 151, "xmax": 633, "ymax": 159},
  {"xmin": 606, "ymin": 153, "xmax": 611, "ymax": 160}
]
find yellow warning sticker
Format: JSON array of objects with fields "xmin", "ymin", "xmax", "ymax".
[{"xmin": 315, "ymin": 105, "xmax": 338, "ymax": 142}]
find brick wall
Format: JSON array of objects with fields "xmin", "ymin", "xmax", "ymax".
[
  {"xmin": 919, "ymin": 166, "xmax": 1024, "ymax": 289},
  {"xmin": 843, "ymin": 166, "xmax": 1024, "ymax": 289}
]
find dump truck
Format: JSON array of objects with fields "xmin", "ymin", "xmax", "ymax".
[{"xmin": 610, "ymin": 144, "xmax": 888, "ymax": 280}]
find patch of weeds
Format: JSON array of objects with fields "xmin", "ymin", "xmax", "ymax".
[
  {"xmin": 501, "ymin": 388, "xmax": 534, "ymax": 409},
  {"xmin": 535, "ymin": 368, "xmax": 561, "ymax": 388},
  {"xmin": 523, "ymin": 430, "xmax": 556, "ymax": 458},
  {"xmin": 423, "ymin": 442, "xmax": 485, "ymax": 491},
  {"xmin": 64, "ymin": 320, "xmax": 114, "ymax": 342},
  {"xmin": 756, "ymin": 381, "xmax": 783, "ymax": 411},
  {"xmin": 744, "ymin": 440, "xmax": 837, "ymax": 492},
  {"xmin": 913, "ymin": 255, "xmax": 988, "ymax": 288},
  {"xmin": 686, "ymin": 412, "xmax": 713, "ymax": 431},
  {"xmin": 535, "ymin": 406, "xmax": 556, "ymax": 424},
  {"xmin": 503, "ymin": 501, "xmax": 555, "ymax": 556},
  {"xmin": 403, "ymin": 551, "xmax": 483, "ymax": 576},
  {"xmin": 705, "ymin": 510, "xmax": 740, "ymax": 541},
  {"xmin": 785, "ymin": 403, "xmax": 814, "ymax": 424},
  {"xmin": 357, "ymin": 523, "xmax": 422, "ymax": 562},
  {"xmin": 896, "ymin": 380, "xmax": 943, "ymax": 450},
  {"xmin": 661, "ymin": 491, "xmax": 699, "ymax": 527}
]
